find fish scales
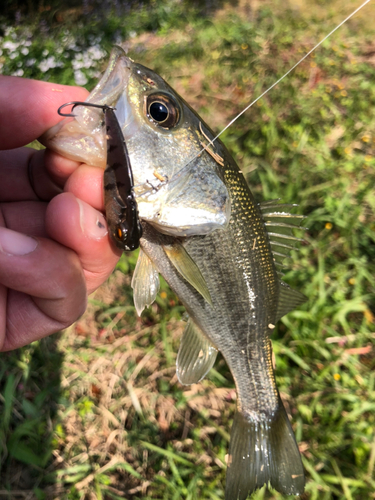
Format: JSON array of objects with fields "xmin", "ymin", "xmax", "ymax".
[
  {"xmin": 143, "ymin": 169, "xmax": 279, "ymax": 416},
  {"xmin": 185, "ymin": 166, "xmax": 280, "ymax": 416},
  {"xmin": 41, "ymin": 46, "xmax": 306, "ymax": 499}
]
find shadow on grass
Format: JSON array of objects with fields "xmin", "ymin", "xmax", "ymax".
[{"xmin": 0, "ymin": 333, "xmax": 64, "ymax": 498}]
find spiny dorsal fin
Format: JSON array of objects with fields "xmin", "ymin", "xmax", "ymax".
[
  {"xmin": 177, "ymin": 319, "xmax": 218, "ymax": 385},
  {"xmin": 276, "ymin": 281, "xmax": 307, "ymax": 322},
  {"xmin": 131, "ymin": 248, "xmax": 160, "ymax": 316},
  {"xmin": 259, "ymin": 200, "xmax": 307, "ymax": 269},
  {"xmin": 162, "ymin": 242, "xmax": 212, "ymax": 305}
]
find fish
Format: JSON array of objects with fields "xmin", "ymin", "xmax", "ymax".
[{"xmin": 41, "ymin": 46, "xmax": 308, "ymax": 499}]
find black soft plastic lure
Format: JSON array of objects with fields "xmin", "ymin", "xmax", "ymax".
[
  {"xmin": 103, "ymin": 106, "xmax": 142, "ymax": 251},
  {"xmin": 58, "ymin": 101, "xmax": 142, "ymax": 251}
]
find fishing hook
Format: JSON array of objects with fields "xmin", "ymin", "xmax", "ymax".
[{"xmin": 57, "ymin": 101, "xmax": 116, "ymax": 117}]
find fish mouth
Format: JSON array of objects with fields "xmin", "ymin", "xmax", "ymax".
[{"xmin": 40, "ymin": 46, "xmax": 133, "ymax": 168}]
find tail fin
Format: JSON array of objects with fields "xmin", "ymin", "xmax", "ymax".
[{"xmin": 225, "ymin": 399, "xmax": 304, "ymax": 500}]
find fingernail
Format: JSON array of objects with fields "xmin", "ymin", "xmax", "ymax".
[
  {"xmin": 0, "ymin": 227, "xmax": 38, "ymax": 256},
  {"xmin": 77, "ymin": 198, "xmax": 108, "ymax": 240}
]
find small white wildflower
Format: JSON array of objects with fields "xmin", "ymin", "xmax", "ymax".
[
  {"xmin": 9, "ymin": 52, "xmax": 18, "ymax": 60},
  {"xmin": 26, "ymin": 58, "xmax": 36, "ymax": 67},
  {"xmin": 68, "ymin": 43, "xmax": 79, "ymax": 52},
  {"xmin": 25, "ymin": 40, "xmax": 32, "ymax": 47},
  {"xmin": 129, "ymin": 31, "xmax": 137, "ymax": 38},
  {"xmin": 74, "ymin": 69, "xmax": 88, "ymax": 86},
  {"xmin": 3, "ymin": 40, "xmax": 20, "ymax": 51},
  {"xmin": 21, "ymin": 47, "xmax": 29, "ymax": 56},
  {"xmin": 72, "ymin": 57, "xmax": 83, "ymax": 70},
  {"xmin": 42, "ymin": 48, "xmax": 49, "ymax": 56},
  {"xmin": 87, "ymin": 45, "xmax": 106, "ymax": 60},
  {"xmin": 13, "ymin": 69, "xmax": 24, "ymax": 77},
  {"xmin": 38, "ymin": 56, "xmax": 58, "ymax": 72}
]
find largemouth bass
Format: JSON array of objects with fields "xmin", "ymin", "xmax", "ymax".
[{"xmin": 41, "ymin": 46, "xmax": 307, "ymax": 499}]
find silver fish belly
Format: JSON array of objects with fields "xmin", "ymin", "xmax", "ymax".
[{"xmin": 41, "ymin": 46, "xmax": 307, "ymax": 500}]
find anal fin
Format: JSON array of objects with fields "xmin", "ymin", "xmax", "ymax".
[{"xmin": 177, "ymin": 319, "xmax": 217, "ymax": 385}]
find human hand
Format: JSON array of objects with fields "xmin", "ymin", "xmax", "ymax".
[{"xmin": 0, "ymin": 76, "xmax": 121, "ymax": 351}]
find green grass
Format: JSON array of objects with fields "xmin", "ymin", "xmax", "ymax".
[{"xmin": 1, "ymin": 1, "xmax": 375, "ymax": 499}]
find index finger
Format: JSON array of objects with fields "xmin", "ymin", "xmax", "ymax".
[{"xmin": 0, "ymin": 76, "xmax": 89, "ymax": 150}]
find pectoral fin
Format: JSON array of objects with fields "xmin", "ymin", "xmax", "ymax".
[
  {"xmin": 177, "ymin": 319, "xmax": 218, "ymax": 385},
  {"xmin": 131, "ymin": 248, "xmax": 160, "ymax": 316},
  {"xmin": 162, "ymin": 242, "xmax": 212, "ymax": 305}
]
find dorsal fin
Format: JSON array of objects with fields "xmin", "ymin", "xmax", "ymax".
[
  {"xmin": 177, "ymin": 319, "xmax": 218, "ymax": 385},
  {"xmin": 276, "ymin": 281, "xmax": 307, "ymax": 322},
  {"xmin": 259, "ymin": 200, "xmax": 307, "ymax": 270},
  {"xmin": 259, "ymin": 201, "xmax": 307, "ymax": 318},
  {"xmin": 131, "ymin": 248, "xmax": 160, "ymax": 316},
  {"xmin": 162, "ymin": 241, "xmax": 212, "ymax": 305}
]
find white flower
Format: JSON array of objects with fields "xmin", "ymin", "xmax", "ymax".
[
  {"xmin": 3, "ymin": 40, "xmax": 20, "ymax": 51},
  {"xmin": 13, "ymin": 69, "xmax": 24, "ymax": 76},
  {"xmin": 26, "ymin": 58, "xmax": 36, "ymax": 67},
  {"xmin": 87, "ymin": 45, "xmax": 106, "ymax": 60},
  {"xmin": 21, "ymin": 47, "xmax": 29, "ymax": 56},
  {"xmin": 74, "ymin": 69, "xmax": 88, "ymax": 86},
  {"xmin": 38, "ymin": 56, "xmax": 61, "ymax": 72}
]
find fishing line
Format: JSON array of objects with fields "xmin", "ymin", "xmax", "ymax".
[{"xmin": 183, "ymin": 0, "xmax": 371, "ymax": 168}]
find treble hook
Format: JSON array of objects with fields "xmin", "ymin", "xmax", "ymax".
[{"xmin": 57, "ymin": 101, "xmax": 116, "ymax": 117}]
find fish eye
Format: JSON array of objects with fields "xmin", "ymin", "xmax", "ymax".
[
  {"xmin": 145, "ymin": 93, "xmax": 180, "ymax": 129},
  {"xmin": 149, "ymin": 102, "xmax": 168, "ymax": 122}
]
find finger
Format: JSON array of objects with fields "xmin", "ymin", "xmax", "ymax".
[
  {"xmin": 3, "ymin": 290, "xmax": 74, "ymax": 351},
  {"xmin": 0, "ymin": 201, "xmax": 48, "ymax": 237},
  {"xmin": 0, "ymin": 226, "xmax": 87, "ymax": 351},
  {"xmin": 0, "ymin": 284, "xmax": 5, "ymax": 340},
  {"xmin": 44, "ymin": 148, "xmax": 84, "ymax": 188},
  {"xmin": 0, "ymin": 76, "xmax": 89, "ymax": 150},
  {"xmin": 64, "ymin": 164, "xmax": 105, "ymax": 211},
  {"xmin": 0, "ymin": 148, "xmax": 62, "ymax": 202},
  {"xmin": 45, "ymin": 192, "xmax": 121, "ymax": 294}
]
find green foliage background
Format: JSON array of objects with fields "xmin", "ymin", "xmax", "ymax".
[{"xmin": 0, "ymin": 0, "xmax": 374, "ymax": 499}]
